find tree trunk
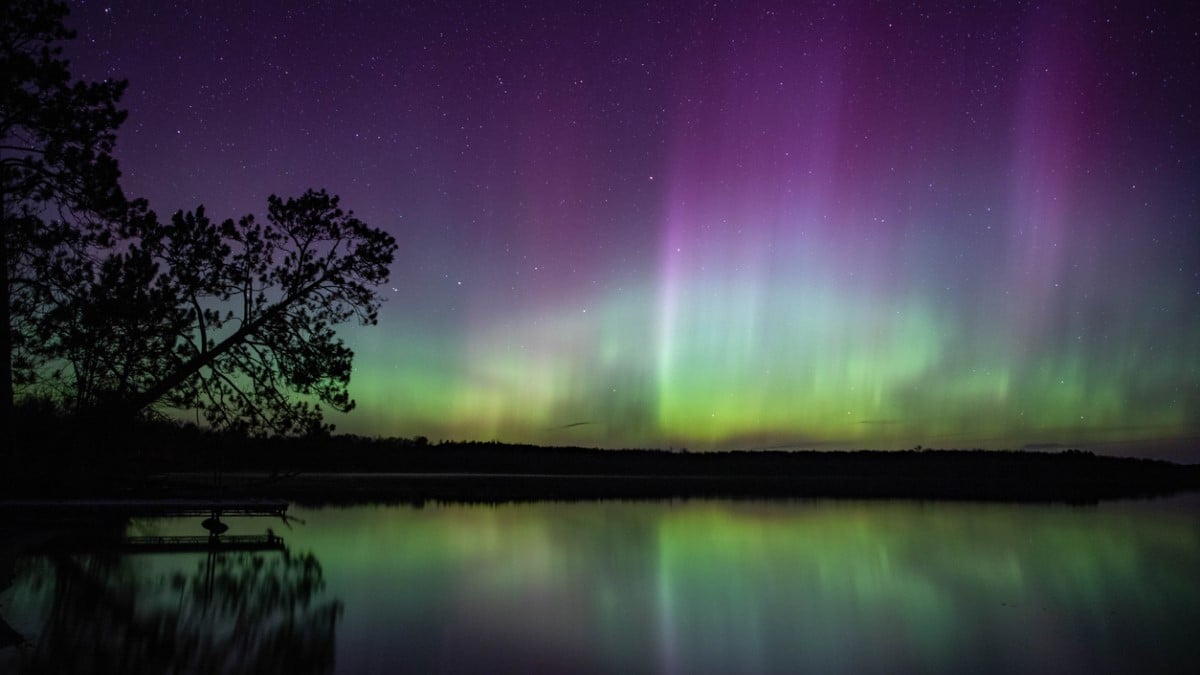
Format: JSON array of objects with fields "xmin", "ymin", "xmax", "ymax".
[{"xmin": 0, "ymin": 220, "xmax": 12, "ymax": 443}]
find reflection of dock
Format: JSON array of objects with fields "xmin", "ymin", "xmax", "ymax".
[
  {"xmin": 38, "ymin": 534, "xmax": 287, "ymax": 554},
  {"xmin": 3, "ymin": 500, "xmax": 292, "ymax": 556}
]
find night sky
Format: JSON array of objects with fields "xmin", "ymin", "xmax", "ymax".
[{"xmin": 64, "ymin": 1, "xmax": 1199, "ymax": 458}]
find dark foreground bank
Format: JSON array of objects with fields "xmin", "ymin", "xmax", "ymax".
[
  {"xmin": 4, "ymin": 416, "xmax": 1199, "ymax": 502},
  {"xmin": 158, "ymin": 463, "xmax": 1200, "ymax": 505},
  {"xmin": 5, "ymin": 438, "xmax": 1199, "ymax": 504}
]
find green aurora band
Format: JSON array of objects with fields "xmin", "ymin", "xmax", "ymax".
[{"xmin": 59, "ymin": 1, "xmax": 1199, "ymax": 455}]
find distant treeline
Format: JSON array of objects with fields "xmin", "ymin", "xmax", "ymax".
[{"xmin": 5, "ymin": 412, "xmax": 1198, "ymax": 502}]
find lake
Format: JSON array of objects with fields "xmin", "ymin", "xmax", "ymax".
[{"xmin": 2, "ymin": 495, "xmax": 1198, "ymax": 673}]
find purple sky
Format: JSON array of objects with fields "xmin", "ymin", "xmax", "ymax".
[{"xmin": 63, "ymin": 1, "xmax": 1200, "ymax": 458}]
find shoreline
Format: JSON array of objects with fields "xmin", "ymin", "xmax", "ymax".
[
  {"xmin": 5, "ymin": 448, "xmax": 1198, "ymax": 506},
  {"xmin": 4, "ymin": 470, "xmax": 1197, "ymax": 507}
]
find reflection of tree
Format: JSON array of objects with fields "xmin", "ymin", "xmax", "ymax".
[{"xmin": 12, "ymin": 548, "xmax": 341, "ymax": 674}]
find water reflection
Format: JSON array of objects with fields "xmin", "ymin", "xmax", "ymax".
[
  {"xmin": 2, "ymin": 498, "xmax": 1198, "ymax": 673},
  {"xmin": 2, "ymin": 523, "xmax": 340, "ymax": 675},
  {"xmin": 302, "ymin": 499, "xmax": 1200, "ymax": 674}
]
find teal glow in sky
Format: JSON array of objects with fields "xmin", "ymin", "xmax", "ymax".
[{"xmin": 68, "ymin": 1, "xmax": 1199, "ymax": 457}]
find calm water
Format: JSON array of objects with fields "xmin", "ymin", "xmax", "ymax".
[{"xmin": 2, "ymin": 496, "xmax": 1199, "ymax": 674}]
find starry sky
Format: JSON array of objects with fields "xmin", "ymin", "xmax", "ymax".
[{"xmin": 64, "ymin": 1, "xmax": 1199, "ymax": 458}]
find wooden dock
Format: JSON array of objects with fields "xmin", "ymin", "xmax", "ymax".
[{"xmin": 36, "ymin": 533, "xmax": 287, "ymax": 554}]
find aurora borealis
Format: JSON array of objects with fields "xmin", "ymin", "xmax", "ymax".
[{"xmin": 64, "ymin": 1, "xmax": 1198, "ymax": 456}]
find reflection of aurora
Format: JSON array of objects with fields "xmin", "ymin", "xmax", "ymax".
[
  {"xmin": 300, "ymin": 500, "xmax": 1200, "ymax": 674},
  {"xmin": 3, "ymin": 549, "xmax": 341, "ymax": 675}
]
